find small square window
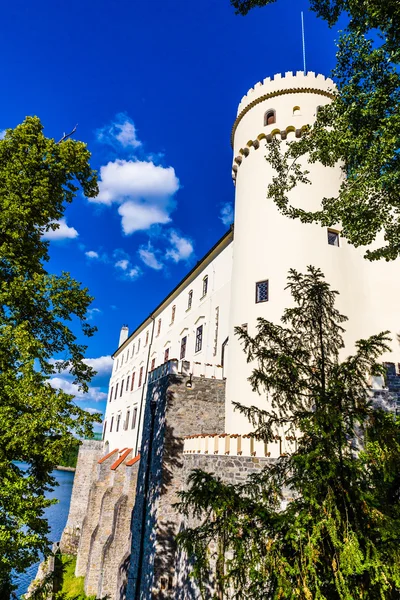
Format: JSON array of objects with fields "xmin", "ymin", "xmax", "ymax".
[
  {"xmin": 327, "ymin": 229, "xmax": 339, "ymax": 246},
  {"xmin": 256, "ymin": 280, "xmax": 269, "ymax": 303}
]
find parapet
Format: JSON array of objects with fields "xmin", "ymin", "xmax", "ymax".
[{"xmin": 237, "ymin": 71, "xmax": 335, "ymax": 116}]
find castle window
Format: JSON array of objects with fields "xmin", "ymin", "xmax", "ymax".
[
  {"xmin": 126, "ymin": 376, "xmax": 130, "ymax": 391},
  {"xmin": 120, "ymin": 381, "xmax": 124, "ymax": 397},
  {"xmin": 327, "ymin": 229, "xmax": 340, "ymax": 247},
  {"xmin": 157, "ymin": 319, "xmax": 162, "ymax": 336},
  {"xmin": 180, "ymin": 336, "xmax": 187, "ymax": 360},
  {"xmin": 151, "ymin": 358, "xmax": 156, "ymax": 371},
  {"xmin": 114, "ymin": 383, "xmax": 119, "ymax": 400},
  {"xmin": 202, "ymin": 275, "xmax": 208, "ymax": 297},
  {"xmin": 109, "ymin": 387, "xmax": 113, "ymax": 402},
  {"xmin": 116, "ymin": 413, "xmax": 121, "ymax": 432},
  {"xmin": 187, "ymin": 290, "xmax": 193, "ymax": 310},
  {"xmin": 110, "ymin": 416, "xmax": 114, "ymax": 432},
  {"xmin": 138, "ymin": 366, "xmax": 143, "ymax": 387},
  {"xmin": 256, "ymin": 280, "xmax": 269, "ymax": 303},
  {"xmin": 264, "ymin": 110, "xmax": 276, "ymax": 126},
  {"xmin": 131, "ymin": 407, "xmax": 138, "ymax": 429},
  {"xmin": 195, "ymin": 325, "xmax": 203, "ymax": 353},
  {"xmin": 125, "ymin": 410, "xmax": 130, "ymax": 431},
  {"xmin": 131, "ymin": 372, "xmax": 135, "ymax": 391},
  {"xmin": 171, "ymin": 305, "xmax": 176, "ymax": 324},
  {"xmin": 145, "ymin": 331, "xmax": 149, "ymax": 345}
]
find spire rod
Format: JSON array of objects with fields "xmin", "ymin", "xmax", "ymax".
[{"xmin": 301, "ymin": 11, "xmax": 307, "ymax": 74}]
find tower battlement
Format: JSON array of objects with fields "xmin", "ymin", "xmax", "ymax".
[{"xmin": 237, "ymin": 71, "xmax": 335, "ymax": 115}]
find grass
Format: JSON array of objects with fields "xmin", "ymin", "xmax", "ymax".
[{"xmin": 55, "ymin": 555, "xmax": 95, "ymax": 600}]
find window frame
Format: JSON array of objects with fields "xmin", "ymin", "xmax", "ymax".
[
  {"xmin": 187, "ymin": 290, "xmax": 193, "ymax": 310},
  {"xmin": 171, "ymin": 305, "xmax": 176, "ymax": 325},
  {"xmin": 164, "ymin": 348, "xmax": 170, "ymax": 363},
  {"xmin": 130, "ymin": 372, "xmax": 135, "ymax": 391},
  {"xmin": 255, "ymin": 279, "xmax": 269, "ymax": 304},
  {"xmin": 138, "ymin": 366, "xmax": 143, "ymax": 387},
  {"xmin": 114, "ymin": 383, "xmax": 119, "ymax": 400},
  {"xmin": 116, "ymin": 413, "xmax": 121, "ymax": 432},
  {"xmin": 195, "ymin": 325, "xmax": 203, "ymax": 353},
  {"xmin": 202, "ymin": 275, "xmax": 208, "ymax": 298},
  {"xmin": 120, "ymin": 380, "xmax": 124, "ymax": 397},
  {"xmin": 327, "ymin": 228, "xmax": 340, "ymax": 247},
  {"xmin": 180, "ymin": 336, "xmax": 187, "ymax": 360},
  {"xmin": 110, "ymin": 416, "xmax": 114, "ymax": 432},
  {"xmin": 264, "ymin": 109, "xmax": 276, "ymax": 126},
  {"xmin": 131, "ymin": 407, "xmax": 138, "ymax": 429}
]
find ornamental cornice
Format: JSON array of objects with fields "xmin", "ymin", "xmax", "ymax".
[{"xmin": 231, "ymin": 87, "xmax": 335, "ymax": 148}]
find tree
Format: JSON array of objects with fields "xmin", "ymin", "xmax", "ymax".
[
  {"xmin": 0, "ymin": 116, "xmax": 100, "ymax": 597},
  {"xmin": 230, "ymin": 0, "xmax": 400, "ymax": 261},
  {"xmin": 177, "ymin": 267, "xmax": 400, "ymax": 598}
]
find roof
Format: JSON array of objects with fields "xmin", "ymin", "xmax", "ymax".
[{"xmin": 112, "ymin": 226, "xmax": 234, "ymax": 358}]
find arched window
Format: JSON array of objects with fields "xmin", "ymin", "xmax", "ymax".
[
  {"xmin": 293, "ymin": 106, "xmax": 301, "ymax": 115},
  {"xmin": 264, "ymin": 109, "xmax": 276, "ymax": 126},
  {"xmin": 187, "ymin": 290, "xmax": 193, "ymax": 310}
]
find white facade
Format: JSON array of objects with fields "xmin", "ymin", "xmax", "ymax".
[
  {"xmin": 103, "ymin": 231, "xmax": 233, "ymax": 450},
  {"xmin": 225, "ymin": 71, "xmax": 400, "ymax": 433},
  {"xmin": 103, "ymin": 70, "xmax": 400, "ymax": 447}
]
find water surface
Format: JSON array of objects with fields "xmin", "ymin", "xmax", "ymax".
[{"xmin": 12, "ymin": 463, "xmax": 75, "ymax": 598}]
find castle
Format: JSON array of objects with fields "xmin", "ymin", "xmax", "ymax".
[{"xmin": 59, "ymin": 71, "xmax": 400, "ymax": 599}]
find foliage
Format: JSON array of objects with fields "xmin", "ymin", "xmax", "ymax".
[
  {"xmin": 230, "ymin": 0, "xmax": 400, "ymax": 261},
  {"xmin": 56, "ymin": 555, "xmax": 94, "ymax": 600},
  {"xmin": 177, "ymin": 267, "xmax": 400, "ymax": 599},
  {"xmin": 0, "ymin": 116, "xmax": 100, "ymax": 597},
  {"xmin": 59, "ymin": 440, "xmax": 80, "ymax": 469}
]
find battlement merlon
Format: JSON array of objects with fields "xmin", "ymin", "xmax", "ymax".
[{"xmin": 237, "ymin": 71, "xmax": 336, "ymax": 115}]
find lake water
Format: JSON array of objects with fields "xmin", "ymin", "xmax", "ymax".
[{"xmin": 13, "ymin": 463, "xmax": 75, "ymax": 598}]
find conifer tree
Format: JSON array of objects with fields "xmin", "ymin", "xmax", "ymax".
[{"xmin": 177, "ymin": 267, "xmax": 400, "ymax": 599}]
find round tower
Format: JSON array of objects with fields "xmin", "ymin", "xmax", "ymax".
[{"xmin": 225, "ymin": 71, "xmax": 400, "ymax": 433}]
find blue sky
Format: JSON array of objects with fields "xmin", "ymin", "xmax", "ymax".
[{"xmin": 1, "ymin": 0, "xmax": 340, "ymax": 427}]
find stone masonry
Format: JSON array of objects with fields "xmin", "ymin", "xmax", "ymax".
[
  {"xmin": 60, "ymin": 439, "xmax": 103, "ymax": 555},
  {"xmin": 126, "ymin": 374, "xmax": 225, "ymax": 600}
]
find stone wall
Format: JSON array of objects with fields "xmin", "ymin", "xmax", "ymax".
[
  {"xmin": 126, "ymin": 374, "xmax": 226, "ymax": 600},
  {"xmin": 60, "ymin": 439, "xmax": 102, "ymax": 555}
]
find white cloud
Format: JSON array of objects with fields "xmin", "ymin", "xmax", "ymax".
[
  {"xmin": 85, "ymin": 407, "xmax": 103, "ymax": 415},
  {"xmin": 138, "ymin": 246, "xmax": 163, "ymax": 270},
  {"xmin": 87, "ymin": 307, "xmax": 102, "ymax": 320},
  {"xmin": 85, "ymin": 250, "xmax": 99, "ymax": 259},
  {"xmin": 0, "ymin": 130, "xmax": 6, "ymax": 140},
  {"xmin": 83, "ymin": 355, "xmax": 113, "ymax": 374},
  {"xmin": 43, "ymin": 218, "xmax": 78, "ymax": 241},
  {"xmin": 219, "ymin": 202, "xmax": 234, "ymax": 226},
  {"xmin": 127, "ymin": 267, "xmax": 142, "ymax": 280},
  {"xmin": 92, "ymin": 159, "xmax": 179, "ymax": 206},
  {"xmin": 115, "ymin": 259, "xmax": 129, "ymax": 270},
  {"xmin": 96, "ymin": 113, "xmax": 142, "ymax": 149},
  {"xmin": 118, "ymin": 201, "xmax": 172, "ymax": 234},
  {"xmin": 50, "ymin": 355, "xmax": 112, "ymax": 377},
  {"xmin": 49, "ymin": 377, "xmax": 107, "ymax": 402},
  {"xmin": 166, "ymin": 231, "xmax": 194, "ymax": 262}
]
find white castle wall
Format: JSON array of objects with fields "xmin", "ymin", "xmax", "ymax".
[
  {"xmin": 226, "ymin": 71, "xmax": 400, "ymax": 433},
  {"xmin": 103, "ymin": 233, "xmax": 233, "ymax": 451}
]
